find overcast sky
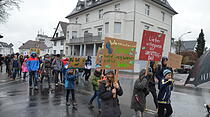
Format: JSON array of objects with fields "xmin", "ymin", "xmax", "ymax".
[{"xmin": 0, "ymin": 0, "xmax": 209, "ymax": 52}]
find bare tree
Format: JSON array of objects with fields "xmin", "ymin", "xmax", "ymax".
[{"xmin": 0, "ymin": 0, "xmax": 21, "ymax": 23}]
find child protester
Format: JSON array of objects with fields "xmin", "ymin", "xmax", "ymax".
[
  {"xmin": 65, "ymin": 69, "xmax": 77, "ymax": 109},
  {"xmin": 157, "ymin": 69, "xmax": 174, "ymax": 117},
  {"xmin": 21, "ymin": 58, "xmax": 28, "ymax": 81},
  {"xmin": 130, "ymin": 69, "xmax": 152, "ymax": 117},
  {"xmin": 88, "ymin": 64, "xmax": 102, "ymax": 113},
  {"xmin": 99, "ymin": 71, "xmax": 123, "ymax": 117}
]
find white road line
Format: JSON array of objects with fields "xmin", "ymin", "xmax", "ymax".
[{"xmin": 0, "ymin": 79, "xmax": 21, "ymax": 86}]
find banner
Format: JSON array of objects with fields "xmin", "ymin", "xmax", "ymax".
[
  {"xmin": 68, "ymin": 57, "xmax": 86, "ymax": 68},
  {"xmin": 139, "ymin": 30, "xmax": 165, "ymax": 61},
  {"xmin": 167, "ymin": 53, "xmax": 183, "ymax": 69},
  {"xmin": 30, "ymin": 48, "xmax": 40, "ymax": 55},
  {"xmin": 102, "ymin": 37, "xmax": 137, "ymax": 70}
]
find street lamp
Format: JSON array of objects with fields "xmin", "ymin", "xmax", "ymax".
[{"xmin": 177, "ymin": 31, "xmax": 192, "ymax": 54}]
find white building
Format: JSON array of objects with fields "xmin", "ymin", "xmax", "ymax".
[
  {"xmin": 19, "ymin": 40, "xmax": 48, "ymax": 56},
  {"xmin": 65, "ymin": 0, "xmax": 177, "ymax": 72},
  {"xmin": 36, "ymin": 34, "xmax": 53, "ymax": 54},
  {"xmin": 0, "ymin": 42, "xmax": 13, "ymax": 56},
  {"xmin": 51, "ymin": 21, "xmax": 69, "ymax": 55}
]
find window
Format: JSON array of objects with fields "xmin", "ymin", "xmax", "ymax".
[
  {"xmin": 54, "ymin": 50, "xmax": 56, "ymax": 54},
  {"xmin": 161, "ymin": 11, "xmax": 165, "ymax": 22},
  {"xmin": 72, "ymin": 31, "xmax": 77, "ymax": 39},
  {"xmin": 161, "ymin": 0, "xmax": 166, "ymax": 3},
  {"xmin": 55, "ymin": 33, "xmax": 59, "ymax": 37},
  {"xmin": 61, "ymin": 40, "xmax": 64, "ymax": 45},
  {"xmin": 76, "ymin": 17, "xmax": 78, "ymax": 23},
  {"xmin": 60, "ymin": 50, "xmax": 64, "ymax": 55},
  {"xmin": 145, "ymin": 4, "xmax": 150, "ymax": 16},
  {"xmin": 114, "ymin": 22, "xmax": 121, "ymax": 33},
  {"xmin": 144, "ymin": 25, "xmax": 150, "ymax": 30},
  {"xmin": 66, "ymin": 31, "xmax": 69, "ymax": 39},
  {"xmin": 54, "ymin": 41, "xmax": 57, "ymax": 46},
  {"xmin": 99, "ymin": 9, "xmax": 103, "ymax": 19},
  {"xmin": 105, "ymin": 22, "xmax": 109, "ymax": 34},
  {"xmin": 115, "ymin": 3, "xmax": 120, "ymax": 11},
  {"xmin": 87, "ymin": 1, "xmax": 92, "ymax": 6},
  {"xmin": 98, "ymin": 28, "xmax": 102, "ymax": 36},
  {"xmin": 86, "ymin": 14, "xmax": 89, "ymax": 22}
]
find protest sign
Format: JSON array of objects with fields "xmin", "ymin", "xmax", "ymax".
[
  {"xmin": 167, "ymin": 53, "xmax": 183, "ymax": 69},
  {"xmin": 68, "ymin": 57, "xmax": 86, "ymax": 68},
  {"xmin": 30, "ymin": 48, "xmax": 40, "ymax": 55},
  {"xmin": 139, "ymin": 30, "xmax": 165, "ymax": 61},
  {"xmin": 102, "ymin": 37, "xmax": 137, "ymax": 70}
]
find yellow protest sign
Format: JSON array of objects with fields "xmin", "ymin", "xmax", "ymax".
[
  {"xmin": 102, "ymin": 37, "xmax": 137, "ymax": 70},
  {"xmin": 68, "ymin": 57, "xmax": 86, "ymax": 68},
  {"xmin": 30, "ymin": 48, "xmax": 40, "ymax": 55}
]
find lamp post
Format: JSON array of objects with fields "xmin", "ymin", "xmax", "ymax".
[{"xmin": 177, "ymin": 31, "xmax": 192, "ymax": 54}]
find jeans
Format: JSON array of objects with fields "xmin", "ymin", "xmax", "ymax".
[
  {"xmin": 89, "ymin": 90, "xmax": 101, "ymax": 109},
  {"xmin": 66, "ymin": 89, "xmax": 75, "ymax": 102},
  {"xmin": 84, "ymin": 69, "xmax": 91, "ymax": 81},
  {"xmin": 29, "ymin": 71, "xmax": 38, "ymax": 87},
  {"xmin": 12, "ymin": 68, "xmax": 19, "ymax": 79},
  {"xmin": 158, "ymin": 103, "xmax": 173, "ymax": 117},
  {"xmin": 23, "ymin": 72, "xmax": 27, "ymax": 80}
]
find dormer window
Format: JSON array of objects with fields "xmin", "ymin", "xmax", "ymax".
[{"xmin": 87, "ymin": 0, "xmax": 92, "ymax": 6}]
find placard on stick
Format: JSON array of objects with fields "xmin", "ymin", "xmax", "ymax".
[
  {"xmin": 102, "ymin": 37, "xmax": 137, "ymax": 70},
  {"xmin": 139, "ymin": 30, "xmax": 166, "ymax": 61},
  {"xmin": 68, "ymin": 57, "xmax": 86, "ymax": 69},
  {"xmin": 30, "ymin": 48, "xmax": 40, "ymax": 55},
  {"xmin": 167, "ymin": 53, "xmax": 183, "ymax": 69}
]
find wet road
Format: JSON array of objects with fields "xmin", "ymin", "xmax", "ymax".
[{"xmin": 0, "ymin": 70, "xmax": 210, "ymax": 117}]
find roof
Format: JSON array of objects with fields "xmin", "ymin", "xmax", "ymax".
[
  {"xmin": 66, "ymin": 0, "xmax": 177, "ymax": 18},
  {"xmin": 151, "ymin": 0, "xmax": 178, "ymax": 14},
  {"xmin": 51, "ymin": 21, "xmax": 69, "ymax": 41},
  {"xmin": 19, "ymin": 40, "xmax": 48, "ymax": 50},
  {"xmin": 51, "ymin": 36, "xmax": 65, "ymax": 41},
  {"xmin": 0, "ymin": 42, "xmax": 13, "ymax": 48},
  {"xmin": 180, "ymin": 40, "xmax": 197, "ymax": 51}
]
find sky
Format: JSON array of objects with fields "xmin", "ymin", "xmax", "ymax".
[{"xmin": 0, "ymin": 0, "xmax": 210, "ymax": 52}]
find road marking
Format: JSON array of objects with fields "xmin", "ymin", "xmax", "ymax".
[{"xmin": 0, "ymin": 79, "xmax": 21, "ymax": 86}]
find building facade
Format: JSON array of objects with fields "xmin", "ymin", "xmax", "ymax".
[
  {"xmin": 51, "ymin": 21, "xmax": 69, "ymax": 56},
  {"xmin": 0, "ymin": 42, "xmax": 13, "ymax": 56},
  {"xmin": 36, "ymin": 34, "xmax": 53, "ymax": 54},
  {"xmin": 65, "ymin": 0, "xmax": 177, "ymax": 71}
]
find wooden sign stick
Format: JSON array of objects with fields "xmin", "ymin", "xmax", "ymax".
[
  {"xmin": 145, "ymin": 61, "xmax": 150, "ymax": 76},
  {"xmin": 113, "ymin": 69, "xmax": 119, "ymax": 98}
]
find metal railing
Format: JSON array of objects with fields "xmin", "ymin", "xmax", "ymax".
[{"xmin": 68, "ymin": 35, "xmax": 102, "ymax": 44}]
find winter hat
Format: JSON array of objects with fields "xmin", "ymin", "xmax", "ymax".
[
  {"xmin": 163, "ymin": 69, "xmax": 172, "ymax": 77},
  {"xmin": 95, "ymin": 64, "xmax": 101, "ymax": 68},
  {"xmin": 162, "ymin": 56, "xmax": 168, "ymax": 62}
]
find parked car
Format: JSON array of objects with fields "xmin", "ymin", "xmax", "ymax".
[{"xmin": 175, "ymin": 64, "xmax": 193, "ymax": 74}]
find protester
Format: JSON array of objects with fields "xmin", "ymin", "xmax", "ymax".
[
  {"xmin": 131, "ymin": 69, "xmax": 152, "ymax": 117},
  {"xmin": 65, "ymin": 69, "xmax": 77, "ymax": 108},
  {"xmin": 83, "ymin": 56, "xmax": 92, "ymax": 81},
  {"xmin": 204, "ymin": 104, "xmax": 210, "ymax": 113},
  {"xmin": 27, "ymin": 52, "xmax": 40, "ymax": 90},
  {"xmin": 18, "ymin": 55, "xmax": 24, "ymax": 78},
  {"xmin": 99, "ymin": 71, "xmax": 123, "ymax": 117},
  {"xmin": 21, "ymin": 58, "xmax": 28, "ymax": 81},
  {"xmin": 88, "ymin": 64, "xmax": 102, "ymax": 113},
  {"xmin": 157, "ymin": 69, "xmax": 174, "ymax": 117},
  {"xmin": 52, "ymin": 54, "xmax": 63, "ymax": 86},
  {"xmin": 11, "ymin": 55, "xmax": 21, "ymax": 80},
  {"xmin": 40, "ymin": 54, "xmax": 52, "ymax": 88},
  {"xmin": 148, "ymin": 61, "xmax": 158, "ymax": 110},
  {"xmin": 0, "ymin": 54, "xmax": 4, "ymax": 72},
  {"xmin": 62, "ymin": 57, "xmax": 69, "ymax": 83},
  {"xmin": 156, "ymin": 57, "xmax": 173, "ymax": 89}
]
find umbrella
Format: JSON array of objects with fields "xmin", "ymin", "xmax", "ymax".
[{"xmin": 185, "ymin": 50, "xmax": 210, "ymax": 86}]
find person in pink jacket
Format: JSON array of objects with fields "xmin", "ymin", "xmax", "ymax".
[{"xmin": 22, "ymin": 58, "xmax": 28, "ymax": 81}]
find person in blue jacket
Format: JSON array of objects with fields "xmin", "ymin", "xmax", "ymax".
[
  {"xmin": 65, "ymin": 69, "xmax": 77, "ymax": 108},
  {"xmin": 157, "ymin": 69, "xmax": 174, "ymax": 117},
  {"xmin": 27, "ymin": 52, "xmax": 40, "ymax": 90}
]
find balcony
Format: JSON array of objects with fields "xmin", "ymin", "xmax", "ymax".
[{"xmin": 67, "ymin": 35, "xmax": 102, "ymax": 45}]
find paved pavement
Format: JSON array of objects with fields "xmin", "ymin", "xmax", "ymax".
[{"xmin": 1, "ymin": 67, "xmax": 210, "ymax": 117}]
